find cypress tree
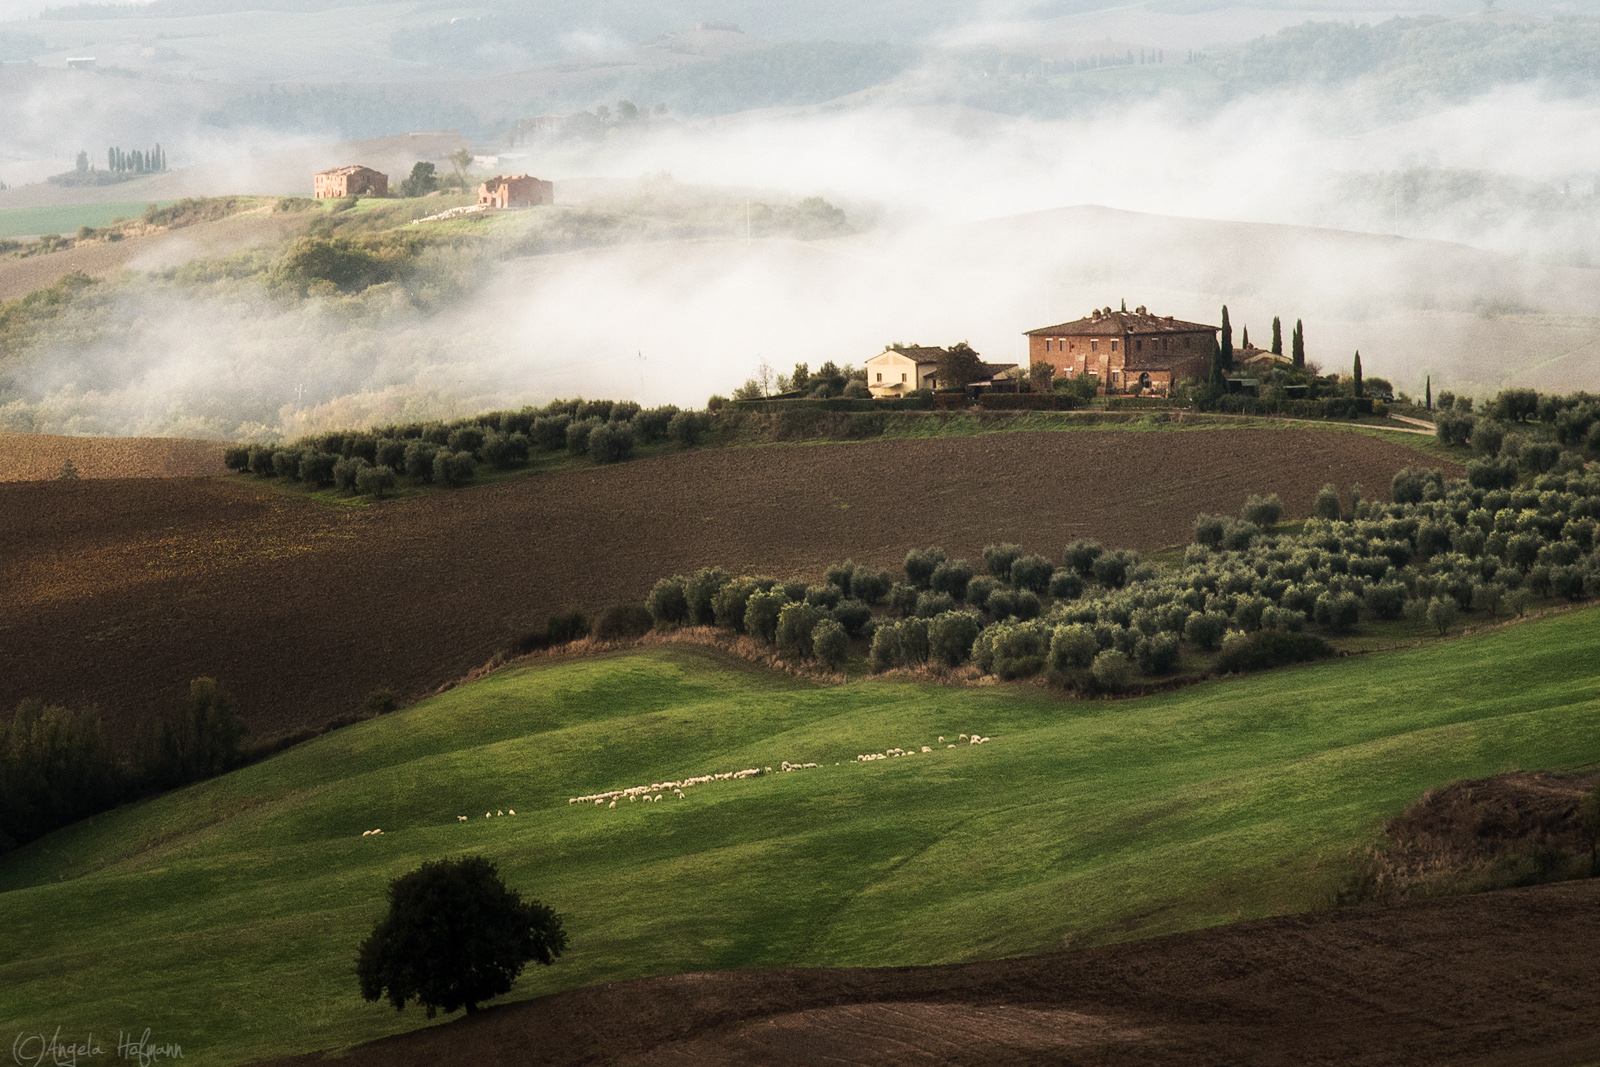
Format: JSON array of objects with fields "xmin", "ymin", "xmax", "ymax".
[
  {"xmin": 1120, "ymin": 298, "xmax": 1127, "ymax": 312},
  {"xmin": 1425, "ymin": 375, "xmax": 1432, "ymax": 410},
  {"xmin": 1210, "ymin": 340, "xmax": 1226, "ymax": 388},
  {"xmin": 1220, "ymin": 305, "xmax": 1233, "ymax": 369},
  {"xmin": 1353, "ymin": 351, "xmax": 1364, "ymax": 397},
  {"xmin": 1292, "ymin": 319, "xmax": 1305, "ymax": 368},
  {"xmin": 107, "ymin": 147, "xmax": 115, "ymax": 171},
  {"xmin": 1241, "ymin": 324, "xmax": 1250, "ymax": 349},
  {"xmin": 1271, "ymin": 315, "xmax": 1282, "ymax": 355}
]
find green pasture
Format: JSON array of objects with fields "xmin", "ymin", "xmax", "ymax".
[
  {"xmin": 0, "ymin": 202, "xmax": 176, "ymax": 239},
  {"xmin": 3, "ymin": 607, "xmax": 1598, "ymax": 1064}
]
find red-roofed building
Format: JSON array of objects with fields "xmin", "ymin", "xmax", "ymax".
[
  {"xmin": 1026, "ymin": 306, "xmax": 1217, "ymax": 396},
  {"xmin": 313, "ymin": 165, "xmax": 388, "ymax": 199},
  {"xmin": 477, "ymin": 174, "xmax": 553, "ymax": 209}
]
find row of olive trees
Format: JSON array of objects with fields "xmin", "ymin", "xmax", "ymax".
[
  {"xmin": 0, "ymin": 678, "xmax": 247, "ymax": 854},
  {"xmin": 624, "ymin": 460, "xmax": 1600, "ymax": 686},
  {"xmin": 225, "ymin": 398, "xmax": 716, "ymax": 496}
]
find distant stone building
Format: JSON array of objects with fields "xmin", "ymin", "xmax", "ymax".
[
  {"xmin": 477, "ymin": 174, "xmax": 554, "ymax": 209},
  {"xmin": 1025, "ymin": 306, "xmax": 1217, "ymax": 396},
  {"xmin": 314, "ymin": 165, "xmax": 388, "ymax": 199}
]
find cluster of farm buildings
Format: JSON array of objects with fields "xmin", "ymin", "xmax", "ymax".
[
  {"xmin": 311, "ymin": 165, "xmax": 553, "ymax": 209},
  {"xmin": 866, "ymin": 306, "xmax": 1291, "ymax": 398}
]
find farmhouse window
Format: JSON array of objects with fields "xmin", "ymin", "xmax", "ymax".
[
  {"xmin": 1091, "ymin": 340, "xmax": 1098, "ymax": 352},
  {"xmin": 876, "ymin": 372, "xmax": 882, "ymax": 382},
  {"xmin": 901, "ymin": 373, "xmax": 907, "ymax": 383},
  {"xmin": 1136, "ymin": 340, "xmax": 1143, "ymax": 352},
  {"xmin": 1112, "ymin": 340, "xmax": 1119, "ymax": 352}
]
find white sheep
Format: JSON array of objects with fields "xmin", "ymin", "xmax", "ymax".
[
  {"xmin": 498, "ymin": 810, "xmax": 504, "ymax": 816},
  {"xmin": 921, "ymin": 746, "xmax": 932, "ymax": 753},
  {"xmin": 508, "ymin": 810, "xmax": 515, "ymax": 816},
  {"xmin": 457, "ymin": 815, "xmax": 467, "ymax": 822},
  {"xmin": 361, "ymin": 830, "xmax": 372, "ymax": 836},
  {"xmin": 938, "ymin": 736, "xmax": 945, "ymax": 742},
  {"xmin": 608, "ymin": 801, "xmax": 616, "ymax": 808}
]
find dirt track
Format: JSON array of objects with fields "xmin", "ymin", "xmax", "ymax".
[
  {"xmin": 255, "ymin": 878, "xmax": 1600, "ymax": 1067},
  {"xmin": 0, "ymin": 429, "xmax": 1451, "ymax": 740}
]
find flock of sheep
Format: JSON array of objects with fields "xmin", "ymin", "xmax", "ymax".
[
  {"xmin": 359, "ymin": 732, "xmax": 995, "ymax": 836},
  {"xmin": 568, "ymin": 733, "xmax": 995, "ymax": 810}
]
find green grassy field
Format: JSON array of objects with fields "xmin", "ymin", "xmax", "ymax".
[
  {"xmin": 0, "ymin": 202, "xmax": 176, "ymax": 238},
  {"xmin": 3, "ymin": 607, "xmax": 1598, "ymax": 1064}
]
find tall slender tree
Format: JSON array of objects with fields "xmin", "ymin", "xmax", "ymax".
[
  {"xmin": 1271, "ymin": 316, "xmax": 1282, "ymax": 355},
  {"xmin": 1292, "ymin": 319, "xmax": 1305, "ymax": 368},
  {"xmin": 1220, "ymin": 305, "xmax": 1233, "ymax": 369},
  {"xmin": 1425, "ymin": 375, "xmax": 1432, "ymax": 410},
  {"xmin": 1353, "ymin": 351, "xmax": 1364, "ymax": 397},
  {"xmin": 1241, "ymin": 324, "xmax": 1250, "ymax": 349}
]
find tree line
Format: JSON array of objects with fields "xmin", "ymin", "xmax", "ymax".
[{"xmin": 224, "ymin": 398, "xmax": 714, "ymax": 496}]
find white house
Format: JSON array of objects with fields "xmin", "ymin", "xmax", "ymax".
[{"xmin": 864, "ymin": 346, "xmax": 944, "ymax": 397}]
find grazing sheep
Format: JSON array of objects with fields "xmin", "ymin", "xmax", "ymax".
[
  {"xmin": 508, "ymin": 810, "xmax": 515, "ymax": 815},
  {"xmin": 938, "ymin": 736, "xmax": 945, "ymax": 742},
  {"xmin": 948, "ymin": 744, "xmax": 956, "ymax": 748},
  {"xmin": 608, "ymin": 801, "xmax": 616, "ymax": 808},
  {"xmin": 361, "ymin": 830, "xmax": 372, "ymax": 836},
  {"xmin": 921, "ymin": 746, "xmax": 932, "ymax": 753},
  {"xmin": 457, "ymin": 815, "xmax": 467, "ymax": 822}
]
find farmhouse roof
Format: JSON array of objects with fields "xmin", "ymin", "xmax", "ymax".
[
  {"xmin": 317, "ymin": 164, "xmax": 384, "ymax": 177},
  {"xmin": 872, "ymin": 345, "xmax": 946, "ymax": 362},
  {"xmin": 1026, "ymin": 307, "xmax": 1217, "ymax": 337}
]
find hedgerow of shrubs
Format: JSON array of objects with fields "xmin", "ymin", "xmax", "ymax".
[
  {"xmin": 223, "ymin": 397, "xmax": 708, "ymax": 496},
  {"xmin": 619, "ymin": 441, "xmax": 1600, "ymax": 687}
]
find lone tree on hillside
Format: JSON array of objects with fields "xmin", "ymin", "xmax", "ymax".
[
  {"xmin": 357, "ymin": 856, "xmax": 568, "ymax": 1018},
  {"xmin": 936, "ymin": 342, "xmax": 986, "ymax": 390}
]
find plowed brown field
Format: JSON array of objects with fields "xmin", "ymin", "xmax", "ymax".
[
  {"xmin": 254, "ymin": 878, "xmax": 1600, "ymax": 1067},
  {"xmin": 0, "ymin": 429, "xmax": 1450, "ymax": 740},
  {"xmin": 0, "ymin": 432, "xmax": 228, "ymax": 480}
]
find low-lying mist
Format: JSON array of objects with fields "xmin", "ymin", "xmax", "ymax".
[{"xmin": 5, "ymin": 77, "xmax": 1600, "ymax": 440}]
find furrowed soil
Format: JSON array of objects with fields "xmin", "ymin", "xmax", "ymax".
[
  {"xmin": 0, "ymin": 428, "xmax": 1450, "ymax": 740},
  {"xmin": 0, "ymin": 432, "xmax": 228, "ymax": 480},
  {"xmin": 256, "ymin": 878, "xmax": 1600, "ymax": 1067}
]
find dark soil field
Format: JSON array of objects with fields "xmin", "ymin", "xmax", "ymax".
[
  {"xmin": 0, "ymin": 428, "xmax": 1452, "ymax": 741},
  {"xmin": 255, "ymin": 878, "xmax": 1600, "ymax": 1067},
  {"xmin": 0, "ymin": 432, "xmax": 228, "ymax": 480}
]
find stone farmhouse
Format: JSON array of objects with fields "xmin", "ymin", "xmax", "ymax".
[
  {"xmin": 1025, "ymin": 306, "xmax": 1217, "ymax": 396},
  {"xmin": 478, "ymin": 174, "xmax": 554, "ymax": 209},
  {"xmin": 864, "ymin": 346, "xmax": 1018, "ymax": 398},
  {"xmin": 313, "ymin": 165, "xmax": 388, "ymax": 199}
]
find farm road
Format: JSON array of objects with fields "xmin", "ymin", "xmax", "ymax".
[
  {"xmin": 0, "ymin": 429, "xmax": 1452, "ymax": 740},
  {"xmin": 256, "ymin": 877, "xmax": 1600, "ymax": 1067}
]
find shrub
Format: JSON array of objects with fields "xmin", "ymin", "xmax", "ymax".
[
  {"xmin": 1091, "ymin": 550, "xmax": 1136, "ymax": 589},
  {"xmin": 334, "ymin": 455, "xmax": 370, "ymax": 492},
  {"xmin": 1214, "ymin": 630, "xmax": 1333, "ymax": 673},
  {"xmin": 870, "ymin": 623, "xmax": 902, "ymax": 671},
  {"xmin": 645, "ymin": 576, "xmax": 689, "ymax": 628},
  {"xmin": 1221, "ymin": 520, "xmax": 1261, "ymax": 552},
  {"xmin": 929, "ymin": 559, "xmax": 973, "ymax": 599},
  {"xmin": 355, "ymin": 463, "xmax": 398, "ymax": 499},
  {"xmin": 634, "ymin": 405, "xmax": 678, "ymax": 443},
  {"xmin": 1261, "ymin": 606, "xmax": 1306, "ymax": 632},
  {"xmin": 1314, "ymin": 484, "xmax": 1342, "ymax": 521},
  {"xmin": 299, "ymin": 450, "xmax": 336, "ymax": 487},
  {"xmin": 1426, "ymin": 596, "xmax": 1460, "ymax": 635},
  {"xmin": 576, "ymin": 399, "xmax": 613, "ymax": 422},
  {"xmin": 1184, "ymin": 610, "xmax": 1229, "ymax": 651},
  {"xmin": 530, "ymin": 415, "xmax": 570, "ymax": 451},
  {"xmin": 1241, "ymin": 493, "xmax": 1282, "ymax": 527},
  {"xmin": 403, "ymin": 441, "xmax": 438, "ymax": 482},
  {"xmin": 811, "ymin": 618, "xmax": 850, "ymax": 670},
  {"xmin": 1050, "ymin": 624, "xmax": 1098, "ymax": 671},
  {"xmin": 825, "ymin": 559, "xmax": 856, "ymax": 595},
  {"xmin": 888, "ymin": 581, "xmax": 920, "ymax": 617},
  {"xmin": 545, "ymin": 610, "xmax": 590, "ymax": 645},
  {"xmin": 965, "ymin": 575, "xmax": 999, "ymax": 610},
  {"xmin": 610, "ymin": 401, "xmax": 641, "ymax": 423},
  {"xmin": 682, "ymin": 567, "xmax": 730, "ymax": 626},
  {"xmin": 375, "ymin": 438, "xmax": 407, "ymax": 470},
  {"xmin": 744, "ymin": 588, "xmax": 790, "ymax": 644},
  {"xmin": 1435, "ymin": 409, "xmax": 1475, "ymax": 447},
  {"xmin": 990, "ymin": 623, "xmax": 1048, "ymax": 679},
  {"xmin": 1135, "ymin": 632, "xmax": 1181, "ymax": 675},
  {"xmin": 1362, "ymin": 581, "xmax": 1407, "ymax": 620},
  {"xmin": 832, "ymin": 598, "xmax": 872, "ymax": 638},
  {"xmin": 272, "ymin": 449, "xmax": 300, "ymax": 479},
  {"xmin": 850, "ymin": 568, "xmax": 892, "ymax": 604},
  {"xmin": 565, "ymin": 417, "xmax": 601, "ymax": 456},
  {"xmin": 982, "ymin": 543, "xmax": 1022, "ymax": 581},
  {"xmin": 898, "ymin": 618, "xmax": 930, "ymax": 664},
  {"xmin": 668, "ymin": 411, "xmax": 710, "ymax": 446},
  {"xmin": 224, "ymin": 446, "xmax": 250, "ymax": 471},
  {"xmin": 1009, "ymin": 554, "xmax": 1054, "ymax": 594},
  {"xmin": 248, "ymin": 444, "xmax": 276, "ymax": 476},
  {"xmin": 588, "ymin": 421, "xmax": 635, "ymax": 464},
  {"xmin": 710, "ymin": 577, "xmax": 762, "ymax": 631},
  {"xmin": 433, "ymin": 451, "xmax": 475, "ymax": 487},
  {"xmin": 903, "ymin": 546, "xmax": 946, "ymax": 589},
  {"xmin": 363, "ymin": 689, "xmax": 399, "ymax": 716},
  {"xmin": 1192, "ymin": 514, "xmax": 1225, "ymax": 548},
  {"xmin": 446, "ymin": 426, "xmax": 485, "ymax": 455},
  {"xmin": 928, "ymin": 611, "xmax": 981, "ymax": 667},
  {"xmin": 596, "ymin": 603, "xmax": 653, "ymax": 640},
  {"xmin": 1062, "ymin": 540, "xmax": 1103, "ymax": 576},
  {"xmin": 1470, "ymin": 419, "xmax": 1506, "ymax": 457},
  {"xmin": 1047, "ymin": 570, "xmax": 1084, "ymax": 600},
  {"xmin": 1091, "ymin": 649, "xmax": 1130, "ymax": 692},
  {"xmin": 1314, "ymin": 591, "xmax": 1361, "ymax": 633},
  {"xmin": 1232, "ymin": 594, "xmax": 1270, "ymax": 632},
  {"xmin": 1466, "ymin": 458, "xmax": 1516, "ymax": 491}
]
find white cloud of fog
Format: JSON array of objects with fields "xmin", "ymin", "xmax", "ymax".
[{"xmin": 7, "ymin": 77, "xmax": 1600, "ymax": 439}]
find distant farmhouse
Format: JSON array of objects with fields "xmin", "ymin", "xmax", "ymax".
[
  {"xmin": 478, "ymin": 174, "xmax": 553, "ymax": 209},
  {"xmin": 864, "ymin": 345, "xmax": 1017, "ymax": 398},
  {"xmin": 1026, "ymin": 306, "xmax": 1217, "ymax": 396},
  {"xmin": 314, "ymin": 165, "xmax": 388, "ymax": 199}
]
